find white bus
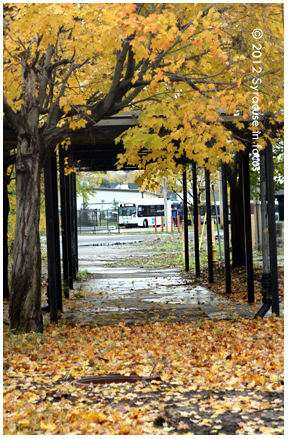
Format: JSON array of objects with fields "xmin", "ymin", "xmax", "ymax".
[{"xmin": 118, "ymin": 198, "xmax": 172, "ymax": 228}]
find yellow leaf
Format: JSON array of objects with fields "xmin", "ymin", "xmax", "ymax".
[
  {"xmin": 40, "ymin": 421, "xmax": 57, "ymax": 431},
  {"xmin": 18, "ymin": 420, "xmax": 30, "ymax": 427},
  {"xmin": 63, "ymin": 104, "xmax": 71, "ymax": 113},
  {"xmin": 71, "ymin": 367, "xmax": 79, "ymax": 378},
  {"xmin": 103, "ymin": 351, "xmax": 113, "ymax": 360},
  {"xmin": 52, "ymin": 375, "xmax": 61, "ymax": 381},
  {"xmin": 214, "ymin": 408, "xmax": 227, "ymax": 415},
  {"xmin": 86, "ymin": 412, "xmax": 108, "ymax": 423}
]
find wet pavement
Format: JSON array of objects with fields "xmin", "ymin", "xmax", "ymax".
[
  {"xmin": 63, "ymin": 239, "xmax": 280, "ymax": 326},
  {"xmin": 3, "ymin": 235, "xmax": 282, "ymax": 328}
]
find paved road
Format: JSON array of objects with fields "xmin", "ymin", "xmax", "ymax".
[{"xmin": 77, "ymin": 233, "xmax": 171, "ymax": 246}]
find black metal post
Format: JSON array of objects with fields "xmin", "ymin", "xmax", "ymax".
[
  {"xmin": 65, "ymin": 172, "xmax": 73, "ymax": 289},
  {"xmin": 44, "ymin": 154, "xmax": 58, "ymax": 323},
  {"xmin": 59, "ymin": 146, "xmax": 70, "ymax": 298},
  {"xmin": 69, "ymin": 173, "xmax": 78, "ymax": 277},
  {"xmin": 254, "ymin": 149, "xmax": 271, "ymax": 318},
  {"xmin": 212, "ymin": 184, "xmax": 222, "ymax": 262},
  {"xmin": 266, "ymin": 139, "xmax": 279, "ymax": 316},
  {"xmin": 242, "ymin": 152, "xmax": 254, "ymax": 303},
  {"xmin": 221, "ymin": 161, "xmax": 231, "ymax": 294},
  {"xmin": 72, "ymin": 174, "xmax": 79, "ymax": 273},
  {"xmin": 205, "ymin": 168, "xmax": 213, "ymax": 283},
  {"xmin": 192, "ymin": 161, "xmax": 200, "ymax": 277},
  {"xmin": 51, "ymin": 152, "xmax": 62, "ymax": 312},
  {"xmin": 183, "ymin": 170, "xmax": 189, "ymax": 272}
]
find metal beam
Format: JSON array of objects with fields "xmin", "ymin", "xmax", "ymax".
[
  {"xmin": 205, "ymin": 168, "xmax": 213, "ymax": 283},
  {"xmin": 183, "ymin": 170, "xmax": 189, "ymax": 272},
  {"xmin": 221, "ymin": 161, "xmax": 231, "ymax": 294},
  {"xmin": 266, "ymin": 139, "xmax": 279, "ymax": 316},
  {"xmin": 242, "ymin": 152, "xmax": 254, "ymax": 303},
  {"xmin": 65, "ymin": 172, "xmax": 73, "ymax": 289},
  {"xmin": 59, "ymin": 146, "xmax": 70, "ymax": 297},
  {"xmin": 192, "ymin": 161, "xmax": 200, "ymax": 277},
  {"xmin": 44, "ymin": 153, "xmax": 58, "ymax": 323},
  {"xmin": 51, "ymin": 152, "xmax": 62, "ymax": 312},
  {"xmin": 254, "ymin": 150, "xmax": 271, "ymax": 318},
  {"xmin": 69, "ymin": 173, "xmax": 78, "ymax": 277}
]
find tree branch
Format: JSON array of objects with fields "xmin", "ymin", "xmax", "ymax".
[
  {"xmin": 103, "ymin": 40, "xmax": 131, "ymax": 111},
  {"xmin": 3, "ymin": 152, "xmax": 17, "ymax": 168},
  {"xmin": 39, "ymin": 45, "xmax": 55, "ymax": 108},
  {"xmin": 122, "ymin": 46, "xmax": 135, "ymax": 84},
  {"xmin": 3, "ymin": 96, "xmax": 18, "ymax": 131},
  {"xmin": 58, "ymin": 58, "xmax": 89, "ymax": 99},
  {"xmin": 49, "ymin": 58, "xmax": 71, "ymax": 71},
  {"xmin": 112, "ymin": 85, "xmax": 147, "ymax": 113}
]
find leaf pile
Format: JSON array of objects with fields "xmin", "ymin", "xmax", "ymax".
[
  {"xmin": 3, "ymin": 317, "xmax": 283, "ymax": 434},
  {"xmin": 193, "ymin": 263, "xmax": 284, "ymax": 306}
]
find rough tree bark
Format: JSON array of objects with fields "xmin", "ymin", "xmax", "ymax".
[
  {"xmin": 9, "ymin": 57, "xmax": 44, "ymax": 333},
  {"xmin": 9, "ymin": 135, "xmax": 43, "ymax": 333},
  {"xmin": 3, "ymin": 146, "xmax": 16, "ymax": 301},
  {"xmin": 3, "ymin": 170, "xmax": 10, "ymax": 301}
]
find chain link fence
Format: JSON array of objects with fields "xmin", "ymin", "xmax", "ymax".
[{"xmin": 77, "ymin": 208, "xmax": 119, "ymax": 233}]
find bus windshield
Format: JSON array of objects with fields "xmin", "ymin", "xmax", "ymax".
[{"xmin": 118, "ymin": 206, "xmax": 136, "ymax": 216}]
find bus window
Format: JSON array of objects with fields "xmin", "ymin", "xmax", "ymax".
[
  {"xmin": 150, "ymin": 205, "xmax": 156, "ymax": 216},
  {"xmin": 118, "ymin": 206, "xmax": 136, "ymax": 216},
  {"xmin": 156, "ymin": 205, "xmax": 164, "ymax": 216}
]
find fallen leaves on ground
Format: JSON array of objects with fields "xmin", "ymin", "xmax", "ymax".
[
  {"xmin": 3, "ymin": 317, "xmax": 283, "ymax": 434},
  {"xmin": 194, "ymin": 263, "xmax": 284, "ymax": 305}
]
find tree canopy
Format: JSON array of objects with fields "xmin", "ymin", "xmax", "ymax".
[
  {"xmin": 4, "ymin": 3, "xmax": 283, "ymax": 160},
  {"xmin": 115, "ymin": 3, "xmax": 284, "ymax": 187}
]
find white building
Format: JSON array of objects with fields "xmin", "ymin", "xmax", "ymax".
[{"xmin": 77, "ymin": 183, "xmax": 164, "ymax": 210}]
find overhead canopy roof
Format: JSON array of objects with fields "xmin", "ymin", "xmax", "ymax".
[
  {"xmin": 3, "ymin": 111, "xmax": 283, "ymax": 172},
  {"xmin": 67, "ymin": 112, "xmax": 140, "ymax": 171}
]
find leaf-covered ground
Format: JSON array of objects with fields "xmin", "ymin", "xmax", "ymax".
[
  {"xmin": 3, "ymin": 317, "xmax": 284, "ymax": 435},
  {"xmin": 4, "ymin": 234, "xmax": 284, "ymax": 434}
]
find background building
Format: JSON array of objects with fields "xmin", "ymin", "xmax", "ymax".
[{"xmin": 77, "ymin": 182, "xmax": 179, "ymax": 211}]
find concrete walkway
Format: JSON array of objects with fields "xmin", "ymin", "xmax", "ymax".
[{"xmin": 63, "ymin": 242, "xmax": 282, "ymax": 326}]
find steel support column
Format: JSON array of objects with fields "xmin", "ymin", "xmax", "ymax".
[
  {"xmin": 221, "ymin": 161, "xmax": 231, "ymax": 294},
  {"xmin": 255, "ymin": 148, "xmax": 273, "ymax": 317},
  {"xmin": 51, "ymin": 152, "xmax": 62, "ymax": 312},
  {"xmin": 212, "ymin": 184, "xmax": 222, "ymax": 262},
  {"xmin": 266, "ymin": 139, "xmax": 279, "ymax": 316},
  {"xmin": 192, "ymin": 161, "xmax": 200, "ymax": 277},
  {"xmin": 69, "ymin": 173, "xmax": 78, "ymax": 277},
  {"xmin": 205, "ymin": 168, "xmax": 213, "ymax": 283},
  {"xmin": 242, "ymin": 152, "xmax": 254, "ymax": 303},
  {"xmin": 59, "ymin": 146, "xmax": 70, "ymax": 296},
  {"xmin": 183, "ymin": 170, "xmax": 189, "ymax": 272},
  {"xmin": 254, "ymin": 150, "xmax": 271, "ymax": 317},
  {"xmin": 44, "ymin": 153, "xmax": 58, "ymax": 323},
  {"xmin": 64, "ymin": 172, "xmax": 73, "ymax": 288}
]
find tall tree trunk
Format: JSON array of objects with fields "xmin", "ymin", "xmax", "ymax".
[
  {"xmin": 3, "ymin": 146, "xmax": 16, "ymax": 301},
  {"xmin": 3, "ymin": 171, "xmax": 10, "ymax": 301},
  {"xmin": 9, "ymin": 56, "xmax": 44, "ymax": 333},
  {"xmin": 10, "ymin": 135, "xmax": 43, "ymax": 333}
]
